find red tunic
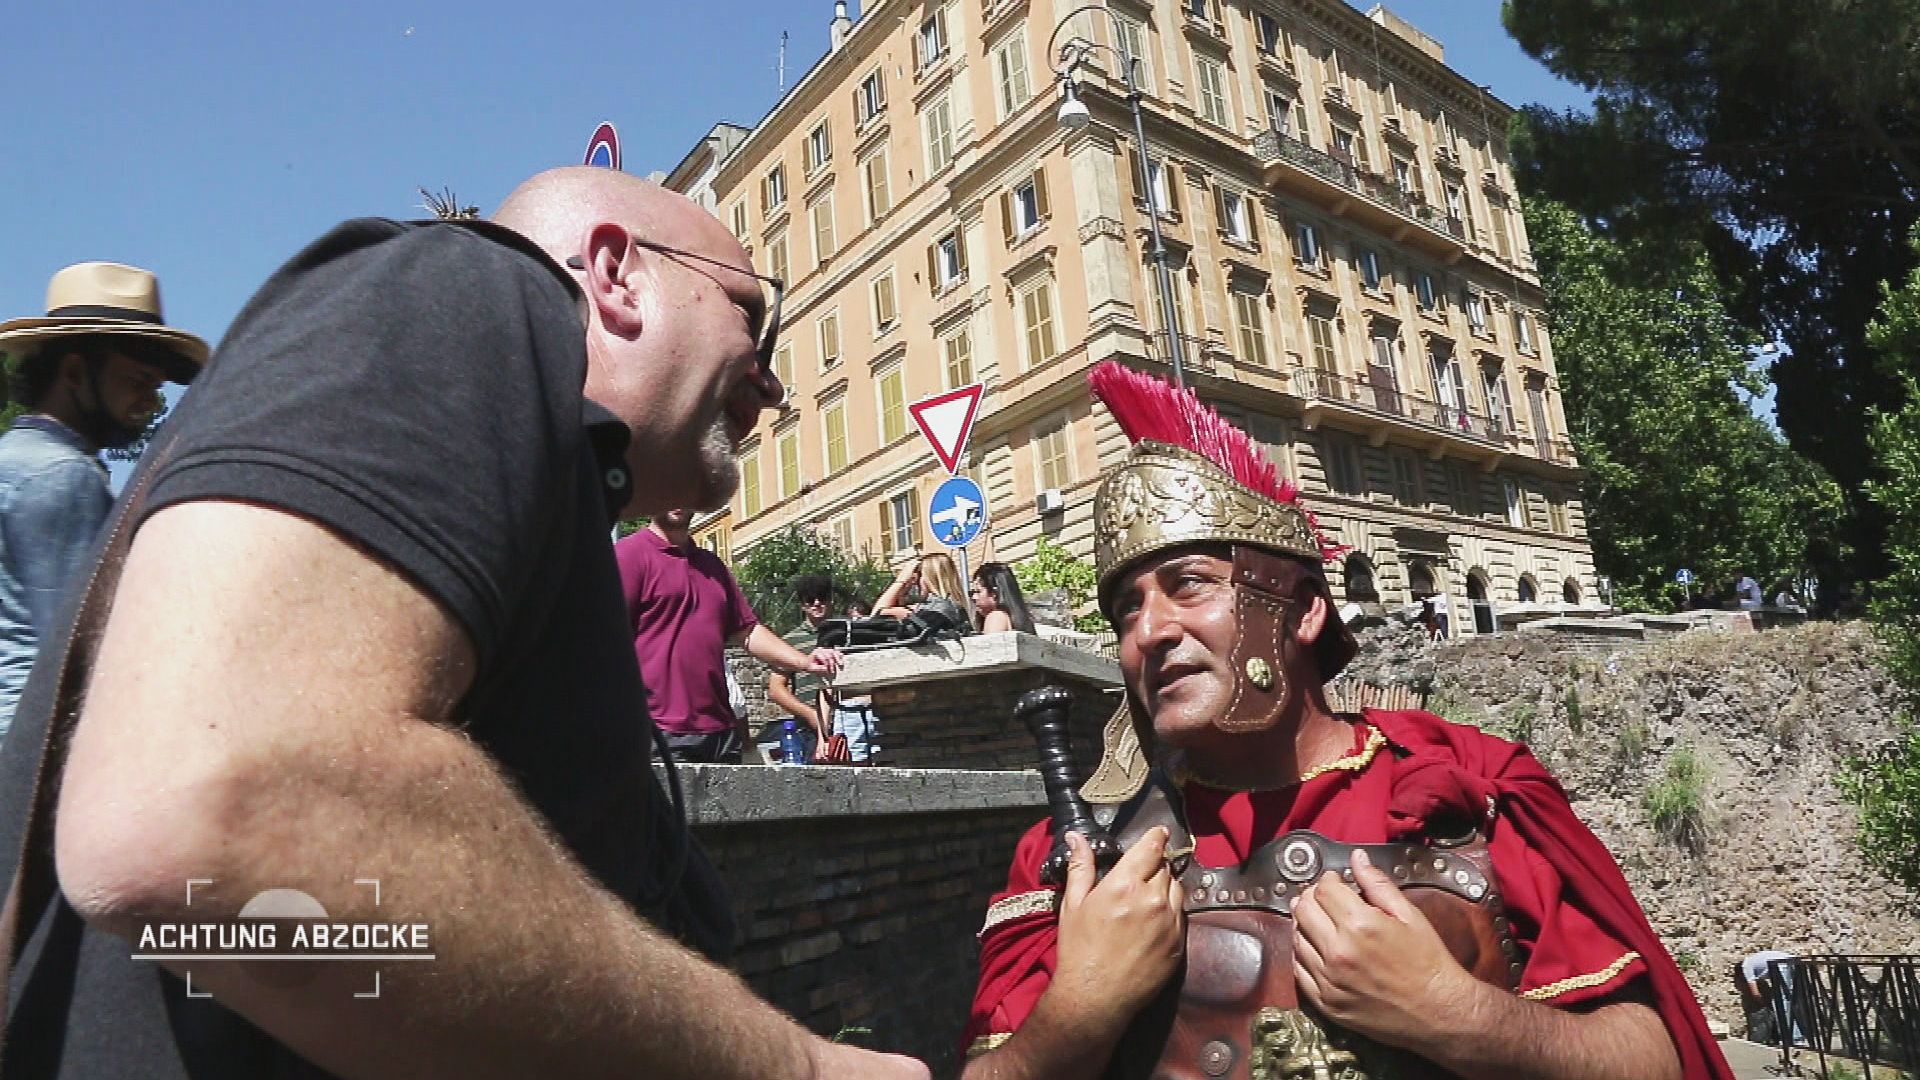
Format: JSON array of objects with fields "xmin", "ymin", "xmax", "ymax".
[{"xmin": 965, "ymin": 708, "xmax": 1732, "ymax": 1079}]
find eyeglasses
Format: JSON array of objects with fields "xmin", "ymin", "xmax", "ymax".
[{"xmin": 566, "ymin": 237, "xmax": 785, "ymax": 375}]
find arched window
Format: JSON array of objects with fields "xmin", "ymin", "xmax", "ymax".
[
  {"xmin": 1563, "ymin": 577, "xmax": 1582, "ymax": 604},
  {"xmin": 1406, "ymin": 559, "xmax": 1437, "ymax": 598},
  {"xmin": 1344, "ymin": 553, "xmax": 1378, "ymax": 602},
  {"xmin": 1467, "ymin": 569, "xmax": 1495, "ymax": 634},
  {"xmin": 1517, "ymin": 575, "xmax": 1538, "ymax": 603}
]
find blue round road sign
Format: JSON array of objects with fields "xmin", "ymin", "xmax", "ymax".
[
  {"xmin": 1675, "ymin": 568, "xmax": 1694, "ymax": 585},
  {"xmin": 929, "ymin": 476, "xmax": 987, "ymax": 549}
]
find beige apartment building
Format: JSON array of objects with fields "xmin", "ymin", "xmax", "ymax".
[{"xmin": 674, "ymin": 0, "xmax": 1596, "ymax": 634}]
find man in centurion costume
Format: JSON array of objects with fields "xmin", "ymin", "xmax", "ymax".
[{"xmin": 961, "ymin": 362, "xmax": 1731, "ymax": 1080}]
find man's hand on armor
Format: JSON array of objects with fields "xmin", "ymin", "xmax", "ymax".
[
  {"xmin": 1291, "ymin": 848, "xmax": 1476, "ymax": 1048},
  {"xmin": 1049, "ymin": 827, "xmax": 1186, "ymax": 1034}
]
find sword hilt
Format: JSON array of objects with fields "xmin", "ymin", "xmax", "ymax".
[{"xmin": 1016, "ymin": 685, "xmax": 1121, "ymax": 886}]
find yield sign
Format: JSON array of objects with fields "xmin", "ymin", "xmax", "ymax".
[{"xmin": 908, "ymin": 383, "xmax": 983, "ymax": 475}]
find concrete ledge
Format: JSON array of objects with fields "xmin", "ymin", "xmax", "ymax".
[
  {"xmin": 1516, "ymin": 617, "xmax": 1649, "ymax": 640},
  {"xmin": 658, "ymin": 763, "xmax": 1047, "ymax": 824},
  {"xmin": 833, "ymin": 630, "xmax": 1121, "ymax": 693}
]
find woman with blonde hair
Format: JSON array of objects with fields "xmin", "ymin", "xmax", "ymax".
[{"xmin": 876, "ymin": 552, "xmax": 968, "ymax": 621}]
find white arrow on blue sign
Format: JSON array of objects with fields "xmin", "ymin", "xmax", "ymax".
[
  {"xmin": 1675, "ymin": 568, "xmax": 1694, "ymax": 584},
  {"xmin": 929, "ymin": 475, "xmax": 987, "ymax": 549}
]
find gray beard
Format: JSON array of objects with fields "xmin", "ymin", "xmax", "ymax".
[{"xmin": 693, "ymin": 415, "xmax": 739, "ymax": 511}]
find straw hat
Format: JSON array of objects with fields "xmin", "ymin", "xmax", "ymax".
[{"xmin": 0, "ymin": 262, "xmax": 207, "ymax": 383}]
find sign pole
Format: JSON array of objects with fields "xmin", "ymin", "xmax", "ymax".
[{"xmin": 956, "ymin": 546, "xmax": 971, "ymax": 611}]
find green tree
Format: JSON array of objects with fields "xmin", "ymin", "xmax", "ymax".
[
  {"xmin": 1013, "ymin": 538, "xmax": 1105, "ymax": 633},
  {"xmin": 1525, "ymin": 198, "xmax": 1843, "ymax": 610},
  {"xmin": 1503, "ymin": 0, "xmax": 1920, "ymax": 600},
  {"xmin": 733, "ymin": 525, "xmax": 892, "ymax": 635},
  {"xmin": 1865, "ymin": 231, "xmax": 1920, "ymax": 688}
]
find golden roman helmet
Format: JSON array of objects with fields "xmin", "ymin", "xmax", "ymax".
[{"xmin": 1080, "ymin": 362, "xmax": 1357, "ymax": 804}]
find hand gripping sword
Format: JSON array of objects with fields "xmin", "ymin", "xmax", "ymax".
[{"xmin": 1015, "ymin": 685, "xmax": 1122, "ymax": 886}]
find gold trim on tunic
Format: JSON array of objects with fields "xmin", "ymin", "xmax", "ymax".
[
  {"xmin": 1520, "ymin": 951, "xmax": 1643, "ymax": 1001},
  {"xmin": 967, "ymin": 1032, "xmax": 1013, "ymax": 1058},
  {"xmin": 979, "ymin": 889, "xmax": 1059, "ymax": 935}
]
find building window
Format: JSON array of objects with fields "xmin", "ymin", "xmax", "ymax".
[
  {"xmin": 1035, "ymin": 414, "xmax": 1074, "ymax": 491},
  {"xmin": 923, "ymin": 95, "xmax": 955, "ymax": 174},
  {"xmin": 862, "ymin": 148, "xmax": 892, "ymax": 223},
  {"xmin": 1331, "ymin": 124, "xmax": 1367, "ymax": 171},
  {"xmin": 823, "ymin": 400, "xmax": 848, "ymax": 473},
  {"xmin": 929, "ymin": 230, "xmax": 967, "ymax": 291},
  {"xmin": 1232, "ymin": 285, "xmax": 1268, "ymax": 365},
  {"xmin": 1019, "ymin": 277, "xmax": 1059, "ymax": 367},
  {"xmin": 877, "ymin": 364, "xmax": 906, "ymax": 442},
  {"xmin": 993, "ymin": 25, "xmax": 1032, "ymax": 119},
  {"xmin": 856, "ymin": 69, "xmax": 887, "ymax": 126},
  {"xmin": 1264, "ymin": 87, "xmax": 1295, "ymax": 135},
  {"xmin": 1324, "ymin": 434, "xmax": 1362, "ymax": 495},
  {"xmin": 817, "ymin": 311, "xmax": 841, "ymax": 370},
  {"xmin": 1293, "ymin": 221, "xmax": 1322, "ymax": 268},
  {"xmin": 806, "ymin": 122, "xmax": 832, "ymax": 175},
  {"xmin": 1429, "ymin": 344, "xmax": 1469, "ymax": 426},
  {"xmin": 1148, "ymin": 159, "xmax": 1180, "ymax": 215},
  {"xmin": 1514, "ymin": 309, "xmax": 1536, "ymax": 354},
  {"xmin": 1503, "ymin": 478, "xmax": 1525, "ymax": 528},
  {"xmin": 1255, "ymin": 12, "xmax": 1290, "ymax": 59},
  {"xmin": 944, "ymin": 325, "xmax": 973, "ymax": 387},
  {"xmin": 1005, "ymin": 170, "xmax": 1049, "ymax": 240},
  {"xmin": 1548, "ymin": 490, "xmax": 1569, "ymax": 535},
  {"xmin": 1447, "ymin": 461, "xmax": 1476, "ymax": 515},
  {"xmin": 1444, "ymin": 183, "xmax": 1469, "ymax": 236},
  {"xmin": 1114, "ymin": 14, "xmax": 1150, "ymax": 90},
  {"xmin": 777, "ymin": 428, "xmax": 800, "ymax": 498},
  {"xmin": 916, "ymin": 7, "xmax": 949, "ymax": 69},
  {"xmin": 1392, "ymin": 155, "xmax": 1422, "ymax": 201},
  {"xmin": 1415, "ymin": 270, "xmax": 1438, "ymax": 311},
  {"xmin": 772, "ymin": 342, "xmax": 794, "ymax": 388},
  {"xmin": 741, "ymin": 448, "xmax": 762, "ymax": 516},
  {"xmin": 762, "ymin": 165, "xmax": 786, "ymax": 216},
  {"xmin": 831, "ymin": 515, "xmax": 855, "ymax": 553},
  {"xmin": 810, "ymin": 197, "xmax": 836, "ymax": 265},
  {"xmin": 1184, "ymin": 0, "xmax": 1211, "ymax": 22},
  {"xmin": 1358, "ymin": 248, "xmax": 1382, "ymax": 291},
  {"xmin": 1391, "ymin": 452, "xmax": 1420, "ymax": 505},
  {"xmin": 1466, "ymin": 291, "xmax": 1489, "ymax": 333},
  {"xmin": 1150, "ymin": 257, "xmax": 1189, "ymax": 344},
  {"xmin": 766, "ymin": 234, "xmax": 789, "ymax": 286},
  {"xmin": 1490, "ymin": 201, "xmax": 1514, "ymax": 261},
  {"xmin": 1218, "ymin": 187, "xmax": 1257, "ymax": 243},
  {"xmin": 1195, "ymin": 56, "xmax": 1230, "ymax": 128},
  {"xmin": 1483, "ymin": 362, "xmax": 1514, "ymax": 435},
  {"xmin": 1307, "ymin": 311, "xmax": 1338, "ymax": 373},
  {"xmin": 729, "ymin": 201, "xmax": 749, "ymax": 243},
  {"xmin": 871, "ymin": 269, "xmax": 898, "ymax": 333},
  {"xmin": 881, "ymin": 489, "xmax": 920, "ymax": 553}
]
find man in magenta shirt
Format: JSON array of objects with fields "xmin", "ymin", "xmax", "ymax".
[{"xmin": 617, "ymin": 508, "xmax": 844, "ymax": 763}]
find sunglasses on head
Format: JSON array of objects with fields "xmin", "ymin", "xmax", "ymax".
[{"xmin": 566, "ymin": 237, "xmax": 785, "ymax": 374}]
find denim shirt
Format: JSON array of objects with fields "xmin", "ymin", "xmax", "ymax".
[{"xmin": 0, "ymin": 417, "xmax": 111, "ymax": 744}]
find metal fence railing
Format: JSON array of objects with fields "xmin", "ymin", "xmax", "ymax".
[{"xmin": 1768, "ymin": 955, "xmax": 1920, "ymax": 1078}]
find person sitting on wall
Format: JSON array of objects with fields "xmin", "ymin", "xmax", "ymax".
[{"xmin": 971, "ymin": 560, "xmax": 1037, "ymax": 634}]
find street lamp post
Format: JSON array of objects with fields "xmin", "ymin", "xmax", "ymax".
[{"xmin": 1049, "ymin": 6, "xmax": 1187, "ymax": 389}]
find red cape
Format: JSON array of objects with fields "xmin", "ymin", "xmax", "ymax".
[{"xmin": 1368, "ymin": 709, "xmax": 1733, "ymax": 1080}]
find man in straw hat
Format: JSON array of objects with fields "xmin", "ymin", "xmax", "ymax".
[
  {"xmin": 960, "ymin": 362, "xmax": 1729, "ymax": 1080},
  {"xmin": 0, "ymin": 171, "xmax": 926, "ymax": 1078},
  {"xmin": 0, "ymin": 262, "xmax": 206, "ymax": 741}
]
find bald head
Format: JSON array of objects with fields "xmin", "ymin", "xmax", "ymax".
[{"xmin": 493, "ymin": 167, "xmax": 741, "ymax": 268}]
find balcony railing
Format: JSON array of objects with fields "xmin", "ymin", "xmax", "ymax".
[
  {"xmin": 1253, "ymin": 129, "xmax": 1468, "ymax": 252},
  {"xmin": 1291, "ymin": 367, "xmax": 1511, "ymax": 446}
]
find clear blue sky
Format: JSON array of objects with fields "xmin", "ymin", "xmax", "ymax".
[{"xmin": 2, "ymin": 0, "xmax": 1589, "ymax": 388}]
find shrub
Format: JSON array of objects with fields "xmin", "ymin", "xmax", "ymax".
[
  {"xmin": 1014, "ymin": 538, "xmax": 1106, "ymax": 633},
  {"xmin": 1495, "ymin": 697, "xmax": 1537, "ymax": 745},
  {"xmin": 1615, "ymin": 719, "xmax": 1650, "ymax": 770},
  {"xmin": 1837, "ymin": 720, "xmax": 1920, "ymax": 892},
  {"xmin": 734, "ymin": 525, "xmax": 893, "ymax": 634},
  {"xmin": 1645, "ymin": 748, "xmax": 1711, "ymax": 851},
  {"xmin": 1564, "ymin": 682, "xmax": 1585, "ymax": 737}
]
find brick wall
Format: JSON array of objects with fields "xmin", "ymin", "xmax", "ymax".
[
  {"xmin": 863, "ymin": 668, "xmax": 1115, "ymax": 774},
  {"xmin": 675, "ymin": 767, "xmax": 1050, "ymax": 1078}
]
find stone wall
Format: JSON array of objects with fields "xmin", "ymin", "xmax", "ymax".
[
  {"xmin": 864, "ymin": 666, "xmax": 1114, "ymax": 773},
  {"xmin": 1424, "ymin": 621, "xmax": 1920, "ymax": 1028},
  {"xmin": 676, "ymin": 766, "xmax": 1047, "ymax": 1076}
]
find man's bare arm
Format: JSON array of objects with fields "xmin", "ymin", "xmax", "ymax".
[
  {"xmin": 765, "ymin": 669, "xmax": 823, "ymax": 738},
  {"xmin": 55, "ymin": 501, "xmax": 921, "ymax": 1080},
  {"xmin": 1397, "ymin": 983, "xmax": 1681, "ymax": 1080}
]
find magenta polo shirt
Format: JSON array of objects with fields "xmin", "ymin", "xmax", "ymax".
[{"xmin": 615, "ymin": 529, "xmax": 759, "ymax": 736}]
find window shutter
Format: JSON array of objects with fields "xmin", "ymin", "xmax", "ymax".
[
  {"xmin": 1130, "ymin": 148, "xmax": 1147, "ymax": 202},
  {"xmin": 955, "ymin": 232, "xmax": 969, "ymax": 275},
  {"xmin": 911, "ymin": 30, "xmax": 922, "ymax": 69},
  {"xmin": 927, "ymin": 242, "xmax": 939, "ymax": 289},
  {"xmin": 1246, "ymin": 195, "xmax": 1261, "ymax": 243},
  {"xmin": 1164, "ymin": 162, "xmax": 1181, "ymax": 213},
  {"xmin": 1000, "ymin": 191, "xmax": 1015, "ymax": 243},
  {"xmin": 1033, "ymin": 168, "xmax": 1050, "ymax": 220},
  {"xmin": 1214, "ymin": 183, "xmax": 1229, "ymax": 228}
]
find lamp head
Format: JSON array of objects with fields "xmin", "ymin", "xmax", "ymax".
[{"xmin": 1057, "ymin": 79, "xmax": 1092, "ymax": 129}]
